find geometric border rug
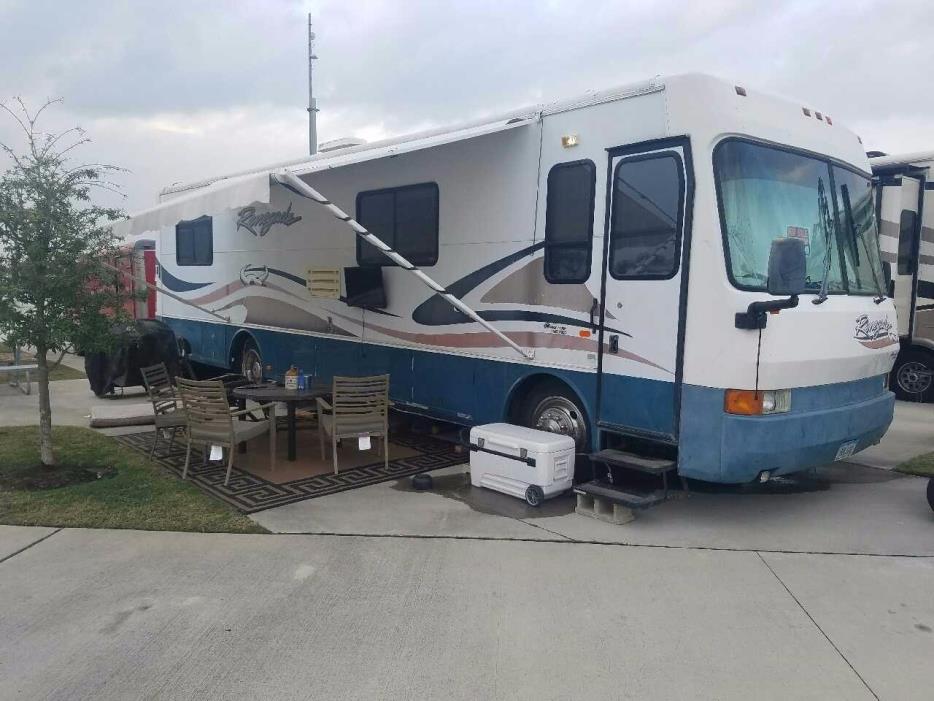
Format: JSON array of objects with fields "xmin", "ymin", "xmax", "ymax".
[{"xmin": 116, "ymin": 431, "xmax": 467, "ymax": 514}]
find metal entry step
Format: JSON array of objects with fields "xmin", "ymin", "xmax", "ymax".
[
  {"xmin": 589, "ymin": 449, "xmax": 675, "ymax": 475},
  {"xmin": 574, "ymin": 481, "xmax": 667, "ymax": 510}
]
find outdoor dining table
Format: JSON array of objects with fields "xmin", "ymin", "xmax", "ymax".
[{"xmin": 232, "ymin": 383, "xmax": 330, "ymax": 461}]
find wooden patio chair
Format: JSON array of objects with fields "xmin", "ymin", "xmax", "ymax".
[
  {"xmin": 176, "ymin": 378, "xmax": 277, "ymax": 486},
  {"xmin": 316, "ymin": 374, "xmax": 390, "ymax": 475},
  {"xmin": 141, "ymin": 362, "xmax": 187, "ymax": 461}
]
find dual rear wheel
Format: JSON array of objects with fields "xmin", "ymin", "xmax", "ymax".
[{"xmin": 890, "ymin": 347, "xmax": 934, "ymax": 402}]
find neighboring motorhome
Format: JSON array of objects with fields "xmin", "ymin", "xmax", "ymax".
[
  {"xmin": 870, "ymin": 150, "xmax": 934, "ymax": 400},
  {"xmin": 117, "ymin": 73, "xmax": 897, "ymax": 484}
]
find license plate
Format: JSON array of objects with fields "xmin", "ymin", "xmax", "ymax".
[{"xmin": 834, "ymin": 440, "xmax": 858, "ymax": 461}]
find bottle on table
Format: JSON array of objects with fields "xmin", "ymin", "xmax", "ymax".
[{"xmin": 285, "ymin": 365, "xmax": 299, "ymax": 390}]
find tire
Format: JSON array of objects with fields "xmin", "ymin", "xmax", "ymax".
[
  {"xmin": 927, "ymin": 478, "xmax": 934, "ymax": 513},
  {"xmin": 525, "ymin": 485, "xmax": 544, "ymax": 507},
  {"xmin": 240, "ymin": 339, "xmax": 263, "ymax": 384},
  {"xmin": 890, "ymin": 347, "xmax": 934, "ymax": 402},
  {"xmin": 519, "ymin": 380, "xmax": 589, "ymax": 451}
]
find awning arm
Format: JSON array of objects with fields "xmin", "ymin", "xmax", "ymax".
[
  {"xmin": 97, "ymin": 260, "xmax": 231, "ymax": 323},
  {"xmin": 274, "ymin": 171, "xmax": 534, "ymax": 361}
]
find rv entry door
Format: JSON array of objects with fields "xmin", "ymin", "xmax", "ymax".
[{"xmin": 597, "ymin": 139, "xmax": 691, "ymax": 441}]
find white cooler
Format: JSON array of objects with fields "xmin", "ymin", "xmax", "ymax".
[{"xmin": 469, "ymin": 423, "xmax": 576, "ymax": 506}]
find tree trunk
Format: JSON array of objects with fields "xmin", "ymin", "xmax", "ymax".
[{"xmin": 36, "ymin": 348, "xmax": 55, "ymax": 467}]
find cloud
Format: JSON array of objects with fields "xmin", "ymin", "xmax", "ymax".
[{"xmin": 0, "ymin": 0, "xmax": 931, "ymax": 210}]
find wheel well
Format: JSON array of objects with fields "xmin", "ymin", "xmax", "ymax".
[
  {"xmin": 504, "ymin": 373, "xmax": 588, "ymax": 423},
  {"xmin": 228, "ymin": 331, "xmax": 257, "ymax": 370}
]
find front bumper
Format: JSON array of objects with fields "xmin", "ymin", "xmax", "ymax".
[{"xmin": 679, "ymin": 377, "xmax": 895, "ymax": 483}]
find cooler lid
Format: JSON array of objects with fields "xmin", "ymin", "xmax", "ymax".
[{"xmin": 469, "ymin": 423, "xmax": 575, "ymax": 454}]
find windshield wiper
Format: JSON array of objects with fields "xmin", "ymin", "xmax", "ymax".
[
  {"xmin": 813, "ymin": 178, "xmax": 834, "ymax": 305},
  {"xmin": 841, "ymin": 184, "xmax": 886, "ymax": 304}
]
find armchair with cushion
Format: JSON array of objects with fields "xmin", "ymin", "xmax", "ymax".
[
  {"xmin": 176, "ymin": 378, "xmax": 277, "ymax": 486},
  {"xmin": 141, "ymin": 362, "xmax": 187, "ymax": 461},
  {"xmin": 316, "ymin": 374, "xmax": 390, "ymax": 475}
]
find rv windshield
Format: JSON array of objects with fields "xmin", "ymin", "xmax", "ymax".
[{"xmin": 716, "ymin": 139, "xmax": 884, "ymax": 296}]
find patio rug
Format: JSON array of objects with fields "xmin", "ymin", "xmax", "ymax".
[{"xmin": 115, "ymin": 431, "xmax": 467, "ymax": 514}]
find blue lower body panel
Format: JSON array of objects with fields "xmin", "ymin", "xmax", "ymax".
[
  {"xmin": 679, "ymin": 377, "xmax": 895, "ymax": 483},
  {"xmin": 165, "ymin": 318, "xmax": 895, "ymax": 485}
]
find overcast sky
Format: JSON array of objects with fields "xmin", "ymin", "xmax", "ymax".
[{"xmin": 1, "ymin": 0, "xmax": 931, "ymax": 211}]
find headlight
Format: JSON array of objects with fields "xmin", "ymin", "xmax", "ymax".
[{"xmin": 724, "ymin": 389, "xmax": 792, "ymax": 415}]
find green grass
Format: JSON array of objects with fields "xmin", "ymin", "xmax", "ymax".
[
  {"xmin": 47, "ymin": 363, "xmax": 86, "ymax": 381},
  {"xmin": 0, "ymin": 343, "xmax": 86, "ymax": 381},
  {"xmin": 896, "ymin": 452, "xmax": 934, "ymax": 478},
  {"xmin": 0, "ymin": 426, "xmax": 267, "ymax": 533}
]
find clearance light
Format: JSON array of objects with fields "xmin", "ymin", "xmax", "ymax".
[
  {"xmin": 735, "ymin": 85, "xmax": 747, "ymax": 96},
  {"xmin": 802, "ymin": 107, "xmax": 812, "ymax": 117},
  {"xmin": 724, "ymin": 389, "xmax": 792, "ymax": 415},
  {"xmin": 561, "ymin": 134, "xmax": 580, "ymax": 148}
]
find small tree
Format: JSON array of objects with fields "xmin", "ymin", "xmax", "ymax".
[{"xmin": 0, "ymin": 99, "xmax": 128, "ymax": 466}]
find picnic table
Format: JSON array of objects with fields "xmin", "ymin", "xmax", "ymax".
[{"xmin": 1, "ymin": 347, "xmax": 37, "ymax": 395}]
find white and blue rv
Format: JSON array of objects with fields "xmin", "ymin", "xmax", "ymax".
[{"xmin": 118, "ymin": 73, "xmax": 897, "ymax": 484}]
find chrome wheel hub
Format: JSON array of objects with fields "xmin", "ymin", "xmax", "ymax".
[
  {"xmin": 532, "ymin": 396, "xmax": 587, "ymax": 448},
  {"xmin": 242, "ymin": 350, "xmax": 263, "ymax": 384},
  {"xmin": 897, "ymin": 361, "xmax": 932, "ymax": 395}
]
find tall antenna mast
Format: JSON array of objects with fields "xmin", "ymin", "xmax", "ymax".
[{"xmin": 307, "ymin": 13, "xmax": 318, "ymax": 155}]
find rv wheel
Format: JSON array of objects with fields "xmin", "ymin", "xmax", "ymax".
[
  {"xmin": 890, "ymin": 348, "xmax": 934, "ymax": 402},
  {"xmin": 927, "ymin": 478, "xmax": 934, "ymax": 513},
  {"xmin": 521, "ymin": 381, "xmax": 589, "ymax": 450},
  {"xmin": 240, "ymin": 340, "xmax": 263, "ymax": 384},
  {"xmin": 525, "ymin": 485, "xmax": 544, "ymax": 507}
]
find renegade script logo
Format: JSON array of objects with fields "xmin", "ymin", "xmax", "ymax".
[
  {"xmin": 236, "ymin": 202, "xmax": 302, "ymax": 237},
  {"xmin": 854, "ymin": 314, "xmax": 898, "ymax": 349}
]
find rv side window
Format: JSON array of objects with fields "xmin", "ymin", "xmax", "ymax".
[
  {"xmin": 356, "ymin": 183, "xmax": 439, "ymax": 267},
  {"xmin": 609, "ymin": 154, "xmax": 683, "ymax": 279},
  {"xmin": 897, "ymin": 209, "xmax": 918, "ymax": 275},
  {"xmin": 544, "ymin": 160, "xmax": 596, "ymax": 283},
  {"xmin": 176, "ymin": 216, "xmax": 213, "ymax": 266}
]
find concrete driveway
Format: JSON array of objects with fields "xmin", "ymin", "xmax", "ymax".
[
  {"xmin": 2, "ymin": 500, "xmax": 933, "ymax": 700},
  {"xmin": 1, "ymin": 394, "xmax": 932, "ymax": 699}
]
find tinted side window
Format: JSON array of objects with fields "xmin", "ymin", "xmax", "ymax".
[
  {"xmin": 609, "ymin": 154, "xmax": 683, "ymax": 279},
  {"xmin": 176, "ymin": 216, "xmax": 213, "ymax": 266},
  {"xmin": 898, "ymin": 208, "xmax": 918, "ymax": 275},
  {"xmin": 357, "ymin": 183, "xmax": 439, "ymax": 266},
  {"xmin": 544, "ymin": 160, "xmax": 596, "ymax": 283}
]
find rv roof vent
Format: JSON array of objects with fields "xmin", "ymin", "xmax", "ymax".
[{"xmin": 318, "ymin": 137, "xmax": 367, "ymax": 153}]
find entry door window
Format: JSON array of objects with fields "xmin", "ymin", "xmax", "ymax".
[{"xmin": 609, "ymin": 154, "xmax": 684, "ymax": 279}]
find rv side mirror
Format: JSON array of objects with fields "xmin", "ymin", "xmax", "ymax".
[
  {"xmin": 767, "ymin": 237, "xmax": 806, "ymax": 296},
  {"xmin": 882, "ymin": 261, "xmax": 892, "ymax": 292}
]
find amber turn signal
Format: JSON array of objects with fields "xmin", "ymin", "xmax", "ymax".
[
  {"xmin": 724, "ymin": 389, "xmax": 764, "ymax": 415},
  {"xmin": 724, "ymin": 389, "xmax": 792, "ymax": 415}
]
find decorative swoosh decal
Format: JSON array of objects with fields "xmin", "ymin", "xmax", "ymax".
[
  {"xmin": 411, "ymin": 242, "xmax": 543, "ymax": 325},
  {"xmin": 410, "ymin": 242, "xmax": 630, "ymax": 337},
  {"xmin": 159, "ymin": 263, "xmax": 212, "ymax": 292},
  {"xmin": 268, "ymin": 267, "xmax": 306, "ymax": 286}
]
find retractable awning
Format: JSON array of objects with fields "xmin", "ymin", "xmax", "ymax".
[
  {"xmin": 113, "ymin": 111, "xmax": 538, "ymax": 239},
  {"xmin": 112, "ymin": 111, "xmax": 538, "ymax": 360},
  {"xmin": 111, "ymin": 170, "xmax": 271, "ymax": 240}
]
